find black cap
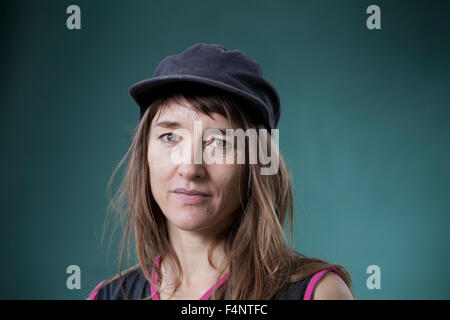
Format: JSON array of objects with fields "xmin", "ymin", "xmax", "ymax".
[{"xmin": 129, "ymin": 43, "xmax": 281, "ymax": 129}]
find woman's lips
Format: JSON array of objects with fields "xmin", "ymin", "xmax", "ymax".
[{"xmin": 173, "ymin": 192, "xmax": 210, "ymax": 205}]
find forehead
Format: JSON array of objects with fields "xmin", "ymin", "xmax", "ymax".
[{"xmin": 151, "ymin": 99, "xmax": 232, "ymax": 128}]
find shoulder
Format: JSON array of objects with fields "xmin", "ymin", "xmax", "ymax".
[
  {"xmin": 87, "ymin": 266, "xmax": 150, "ymax": 300},
  {"xmin": 309, "ymin": 269, "xmax": 354, "ymax": 300},
  {"xmin": 271, "ymin": 274, "xmax": 315, "ymax": 300}
]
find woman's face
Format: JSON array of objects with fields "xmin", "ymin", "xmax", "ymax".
[{"xmin": 147, "ymin": 98, "xmax": 247, "ymax": 235}]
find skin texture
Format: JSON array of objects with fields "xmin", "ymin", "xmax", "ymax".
[
  {"xmin": 312, "ymin": 272, "xmax": 355, "ymax": 300},
  {"xmin": 147, "ymin": 99, "xmax": 246, "ymax": 299}
]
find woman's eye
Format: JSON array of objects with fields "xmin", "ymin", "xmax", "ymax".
[
  {"xmin": 210, "ymin": 138, "xmax": 231, "ymax": 148},
  {"xmin": 160, "ymin": 133, "xmax": 180, "ymax": 143}
]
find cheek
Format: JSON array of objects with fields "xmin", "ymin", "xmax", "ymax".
[
  {"xmin": 214, "ymin": 165, "xmax": 246, "ymax": 204},
  {"xmin": 148, "ymin": 142, "xmax": 173, "ymax": 193}
]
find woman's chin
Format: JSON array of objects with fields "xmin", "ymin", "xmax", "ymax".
[{"xmin": 166, "ymin": 211, "xmax": 212, "ymax": 232}]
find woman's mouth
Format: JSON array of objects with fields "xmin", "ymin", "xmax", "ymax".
[
  {"xmin": 173, "ymin": 192, "xmax": 210, "ymax": 205},
  {"xmin": 172, "ymin": 188, "xmax": 211, "ymax": 205}
]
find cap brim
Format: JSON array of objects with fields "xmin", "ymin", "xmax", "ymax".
[{"xmin": 129, "ymin": 75, "xmax": 273, "ymax": 129}]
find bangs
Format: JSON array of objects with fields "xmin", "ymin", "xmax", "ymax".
[{"xmin": 144, "ymin": 83, "xmax": 256, "ymax": 130}]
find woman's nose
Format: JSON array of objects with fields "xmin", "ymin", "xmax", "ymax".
[
  {"xmin": 176, "ymin": 136, "xmax": 206, "ymax": 179},
  {"xmin": 177, "ymin": 163, "xmax": 206, "ymax": 180}
]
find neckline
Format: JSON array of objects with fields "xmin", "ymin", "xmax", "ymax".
[{"xmin": 150, "ymin": 255, "xmax": 229, "ymax": 300}]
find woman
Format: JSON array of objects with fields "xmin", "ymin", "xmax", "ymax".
[{"xmin": 87, "ymin": 43, "xmax": 355, "ymax": 300}]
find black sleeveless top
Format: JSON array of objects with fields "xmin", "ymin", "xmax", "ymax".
[{"xmin": 89, "ymin": 267, "xmax": 317, "ymax": 300}]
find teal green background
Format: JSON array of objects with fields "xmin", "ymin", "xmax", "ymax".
[{"xmin": 1, "ymin": 0, "xmax": 449, "ymax": 299}]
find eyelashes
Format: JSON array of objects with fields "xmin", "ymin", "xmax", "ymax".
[
  {"xmin": 159, "ymin": 133, "xmax": 231, "ymax": 149},
  {"xmin": 159, "ymin": 132, "xmax": 180, "ymax": 143},
  {"xmin": 208, "ymin": 138, "xmax": 232, "ymax": 148}
]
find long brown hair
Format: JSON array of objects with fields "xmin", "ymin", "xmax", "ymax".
[{"xmin": 96, "ymin": 83, "xmax": 354, "ymax": 299}]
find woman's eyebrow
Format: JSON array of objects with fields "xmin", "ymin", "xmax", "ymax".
[
  {"xmin": 154, "ymin": 121, "xmax": 181, "ymax": 129},
  {"xmin": 155, "ymin": 121, "xmax": 231, "ymax": 134}
]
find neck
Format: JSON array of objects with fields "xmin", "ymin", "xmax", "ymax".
[{"xmin": 162, "ymin": 224, "xmax": 228, "ymax": 288}]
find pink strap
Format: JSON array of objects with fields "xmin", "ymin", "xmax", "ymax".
[
  {"xmin": 303, "ymin": 268, "xmax": 342, "ymax": 300},
  {"xmin": 87, "ymin": 280, "xmax": 106, "ymax": 300},
  {"xmin": 199, "ymin": 273, "xmax": 229, "ymax": 300},
  {"xmin": 150, "ymin": 255, "xmax": 228, "ymax": 300}
]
